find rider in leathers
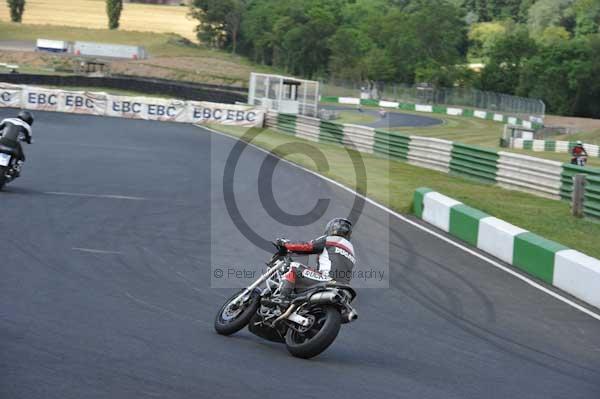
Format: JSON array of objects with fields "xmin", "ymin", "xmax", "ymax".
[
  {"xmin": 275, "ymin": 218, "xmax": 355, "ymax": 303},
  {"xmin": 0, "ymin": 110, "xmax": 34, "ymax": 175}
]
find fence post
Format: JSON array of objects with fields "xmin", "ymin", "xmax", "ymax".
[{"xmin": 572, "ymin": 174, "xmax": 587, "ymax": 217}]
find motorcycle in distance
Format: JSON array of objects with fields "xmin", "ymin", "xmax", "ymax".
[
  {"xmin": 0, "ymin": 124, "xmax": 26, "ymax": 190},
  {"xmin": 571, "ymin": 155, "xmax": 588, "ymax": 167},
  {"xmin": 214, "ymin": 244, "xmax": 358, "ymax": 359}
]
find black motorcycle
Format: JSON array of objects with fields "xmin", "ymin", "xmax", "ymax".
[
  {"xmin": 214, "ymin": 247, "xmax": 358, "ymax": 359},
  {"xmin": 0, "ymin": 124, "xmax": 25, "ymax": 190}
]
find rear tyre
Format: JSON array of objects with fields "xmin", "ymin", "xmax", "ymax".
[
  {"xmin": 214, "ymin": 289, "xmax": 260, "ymax": 336},
  {"xmin": 285, "ymin": 306, "xmax": 341, "ymax": 359}
]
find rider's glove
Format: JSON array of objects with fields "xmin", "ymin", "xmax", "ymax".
[{"xmin": 275, "ymin": 238, "xmax": 289, "ymax": 255}]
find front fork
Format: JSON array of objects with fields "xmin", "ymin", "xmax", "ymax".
[{"xmin": 229, "ymin": 260, "xmax": 284, "ymax": 307}]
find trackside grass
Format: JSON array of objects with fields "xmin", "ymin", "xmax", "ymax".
[
  {"xmin": 369, "ymin": 107, "xmax": 600, "ymax": 167},
  {"xmin": 208, "ymin": 124, "xmax": 600, "ymax": 259}
]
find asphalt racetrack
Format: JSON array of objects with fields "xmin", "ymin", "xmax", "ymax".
[
  {"xmin": 322, "ymin": 104, "xmax": 443, "ymax": 128},
  {"xmin": 1, "ymin": 109, "xmax": 599, "ymax": 399}
]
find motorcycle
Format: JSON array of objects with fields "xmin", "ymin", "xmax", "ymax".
[
  {"xmin": 571, "ymin": 155, "xmax": 587, "ymax": 167},
  {"xmin": 214, "ymin": 246, "xmax": 358, "ymax": 359},
  {"xmin": 0, "ymin": 125, "xmax": 25, "ymax": 190}
]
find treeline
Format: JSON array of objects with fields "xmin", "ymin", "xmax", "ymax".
[{"xmin": 190, "ymin": 0, "xmax": 600, "ymax": 117}]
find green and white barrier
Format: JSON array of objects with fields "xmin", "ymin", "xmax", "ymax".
[
  {"xmin": 265, "ymin": 111, "xmax": 600, "ymax": 216},
  {"xmin": 413, "ymin": 188, "xmax": 600, "ymax": 308},
  {"xmin": 320, "ymin": 96, "xmax": 542, "ymax": 129},
  {"xmin": 584, "ymin": 176, "xmax": 600, "ymax": 219},
  {"xmin": 510, "ymin": 138, "xmax": 600, "ymax": 158}
]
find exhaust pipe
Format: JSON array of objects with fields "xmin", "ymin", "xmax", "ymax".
[
  {"xmin": 345, "ymin": 310, "xmax": 358, "ymax": 323},
  {"xmin": 309, "ymin": 291, "xmax": 341, "ymax": 305}
]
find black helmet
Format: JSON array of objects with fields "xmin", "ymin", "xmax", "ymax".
[
  {"xmin": 17, "ymin": 110, "xmax": 34, "ymax": 126},
  {"xmin": 325, "ymin": 218, "xmax": 353, "ymax": 239}
]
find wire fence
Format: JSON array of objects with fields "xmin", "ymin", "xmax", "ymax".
[{"xmin": 321, "ymin": 79, "xmax": 545, "ymax": 118}]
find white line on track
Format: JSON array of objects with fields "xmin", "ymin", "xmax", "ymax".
[
  {"xmin": 72, "ymin": 248, "xmax": 122, "ymax": 255},
  {"xmin": 204, "ymin": 126, "xmax": 600, "ymax": 321},
  {"xmin": 45, "ymin": 192, "xmax": 148, "ymax": 201}
]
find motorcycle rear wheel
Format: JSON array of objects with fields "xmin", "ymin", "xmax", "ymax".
[
  {"xmin": 214, "ymin": 289, "xmax": 260, "ymax": 336},
  {"xmin": 0, "ymin": 166, "xmax": 7, "ymax": 191},
  {"xmin": 285, "ymin": 306, "xmax": 341, "ymax": 359}
]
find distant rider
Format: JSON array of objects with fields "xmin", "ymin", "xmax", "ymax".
[
  {"xmin": 274, "ymin": 218, "xmax": 356, "ymax": 304},
  {"xmin": 571, "ymin": 141, "xmax": 588, "ymax": 166},
  {"xmin": 0, "ymin": 110, "xmax": 34, "ymax": 175}
]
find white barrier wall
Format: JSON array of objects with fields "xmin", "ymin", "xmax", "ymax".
[
  {"xmin": 407, "ymin": 136, "xmax": 453, "ymax": 173},
  {"xmin": 343, "ymin": 124, "xmax": 375, "ymax": 153},
  {"xmin": 295, "ymin": 115, "xmax": 320, "ymax": 142},
  {"xmin": 496, "ymin": 152, "xmax": 563, "ymax": 199},
  {"xmin": 0, "ymin": 84, "xmax": 264, "ymax": 127}
]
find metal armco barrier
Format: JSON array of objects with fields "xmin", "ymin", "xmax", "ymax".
[
  {"xmin": 450, "ymin": 143, "xmax": 498, "ymax": 183},
  {"xmin": 407, "ymin": 136, "xmax": 453, "ymax": 173},
  {"xmin": 510, "ymin": 138, "xmax": 600, "ymax": 158},
  {"xmin": 265, "ymin": 111, "xmax": 600, "ymax": 203},
  {"xmin": 497, "ymin": 152, "xmax": 563, "ymax": 199},
  {"xmin": 584, "ymin": 176, "xmax": 600, "ymax": 219},
  {"xmin": 373, "ymin": 130, "xmax": 410, "ymax": 161},
  {"xmin": 561, "ymin": 164, "xmax": 600, "ymax": 201}
]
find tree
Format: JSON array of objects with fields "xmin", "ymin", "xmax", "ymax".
[
  {"xmin": 6, "ymin": 0, "xmax": 25, "ymax": 23},
  {"xmin": 517, "ymin": 38, "xmax": 600, "ymax": 116},
  {"xmin": 380, "ymin": 0, "xmax": 467, "ymax": 83},
  {"xmin": 538, "ymin": 26, "xmax": 570, "ymax": 45},
  {"xmin": 106, "ymin": 0, "xmax": 123, "ymax": 30},
  {"xmin": 190, "ymin": 0, "xmax": 247, "ymax": 53},
  {"xmin": 570, "ymin": 0, "xmax": 600, "ymax": 36},
  {"xmin": 477, "ymin": 27, "xmax": 537, "ymax": 94},
  {"xmin": 468, "ymin": 22, "xmax": 506, "ymax": 59},
  {"xmin": 527, "ymin": 0, "xmax": 572, "ymax": 37}
]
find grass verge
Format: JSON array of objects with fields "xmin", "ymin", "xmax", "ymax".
[
  {"xmin": 208, "ymin": 123, "xmax": 600, "ymax": 259},
  {"xmin": 359, "ymin": 106, "xmax": 600, "ymax": 167}
]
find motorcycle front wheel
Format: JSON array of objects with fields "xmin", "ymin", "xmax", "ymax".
[
  {"xmin": 285, "ymin": 306, "xmax": 341, "ymax": 359},
  {"xmin": 214, "ymin": 289, "xmax": 260, "ymax": 336}
]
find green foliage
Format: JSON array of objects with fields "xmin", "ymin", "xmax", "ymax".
[
  {"xmin": 527, "ymin": 0, "xmax": 572, "ymax": 37},
  {"xmin": 106, "ymin": 0, "xmax": 123, "ymax": 30},
  {"xmin": 518, "ymin": 36, "xmax": 600, "ymax": 117},
  {"xmin": 6, "ymin": 0, "xmax": 25, "ymax": 23},
  {"xmin": 477, "ymin": 27, "xmax": 537, "ymax": 94},
  {"xmin": 468, "ymin": 22, "xmax": 507, "ymax": 58},
  {"xmin": 185, "ymin": 0, "xmax": 600, "ymax": 117},
  {"xmin": 539, "ymin": 26, "xmax": 570, "ymax": 45},
  {"xmin": 190, "ymin": 0, "xmax": 246, "ymax": 52},
  {"xmin": 571, "ymin": 0, "xmax": 600, "ymax": 36}
]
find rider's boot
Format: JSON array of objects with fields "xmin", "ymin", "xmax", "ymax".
[{"xmin": 270, "ymin": 272, "xmax": 295, "ymax": 309}]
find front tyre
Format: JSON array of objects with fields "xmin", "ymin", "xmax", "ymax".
[
  {"xmin": 214, "ymin": 289, "xmax": 260, "ymax": 336},
  {"xmin": 285, "ymin": 306, "xmax": 341, "ymax": 359}
]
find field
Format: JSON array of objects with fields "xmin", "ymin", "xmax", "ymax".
[
  {"xmin": 211, "ymin": 124, "xmax": 600, "ymax": 259},
  {"xmin": 0, "ymin": 21, "xmax": 280, "ymax": 86},
  {"xmin": 0, "ymin": 0, "xmax": 197, "ymax": 41}
]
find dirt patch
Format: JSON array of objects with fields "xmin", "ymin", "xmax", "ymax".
[
  {"xmin": 110, "ymin": 57, "xmax": 254, "ymax": 86},
  {"xmin": 544, "ymin": 115, "xmax": 600, "ymax": 132}
]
